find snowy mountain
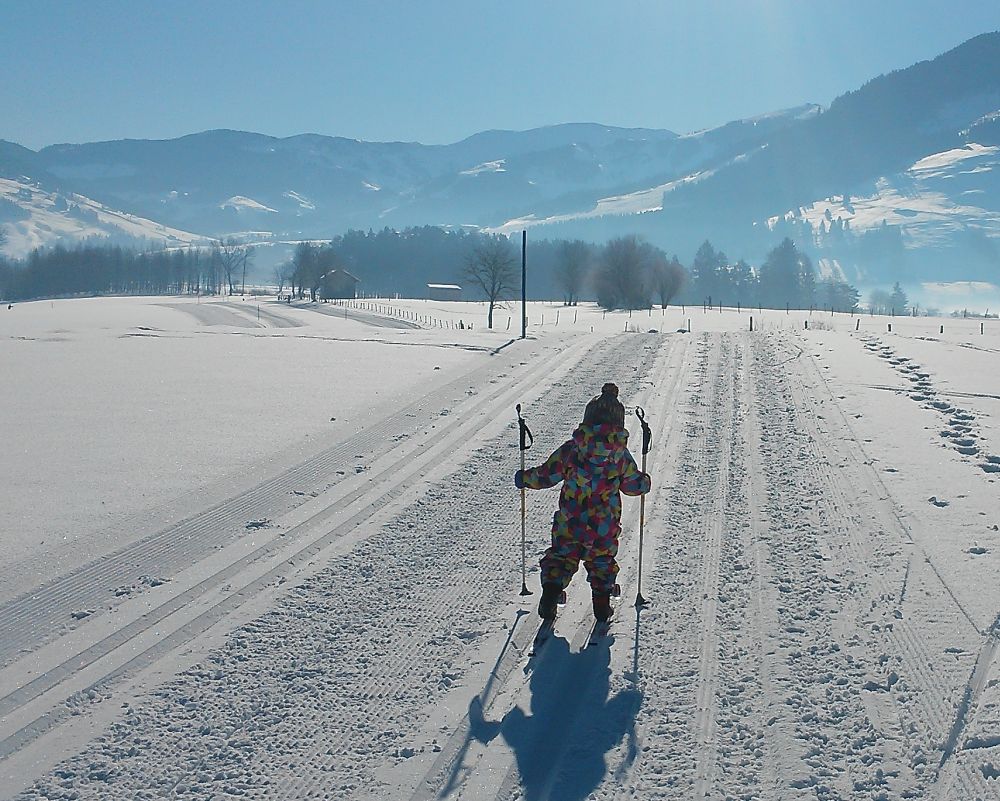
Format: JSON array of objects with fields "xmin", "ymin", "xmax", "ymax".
[
  {"xmin": 0, "ymin": 111, "xmax": 812, "ymax": 254},
  {"xmin": 539, "ymin": 32, "xmax": 1000, "ymax": 282},
  {"xmin": 3, "ymin": 32, "xmax": 1000, "ymax": 284}
]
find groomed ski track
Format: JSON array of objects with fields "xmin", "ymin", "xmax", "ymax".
[{"xmin": 5, "ymin": 328, "xmax": 1000, "ymax": 801}]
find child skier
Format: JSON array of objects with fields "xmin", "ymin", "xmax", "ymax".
[{"xmin": 515, "ymin": 383, "xmax": 651, "ymax": 623}]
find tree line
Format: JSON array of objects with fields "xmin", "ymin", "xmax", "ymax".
[
  {"xmin": 2, "ymin": 224, "xmax": 874, "ymax": 318},
  {"xmin": 446, "ymin": 233, "xmax": 863, "ymax": 327},
  {"xmin": 525, "ymin": 235, "xmax": 862, "ymax": 315},
  {"xmin": 0, "ymin": 237, "xmax": 256, "ymax": 301},
  {"xmin": 683, "ymin": 238, "xmax": 861, "ymax": 313}
]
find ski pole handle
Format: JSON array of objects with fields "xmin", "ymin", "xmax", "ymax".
[
  {"xmin": 516, "ymin": 403, "xmax": 533, "ymax": 451},
  {"xmin": 636, "ymin": 406, "xmax": 652, "ymax": 455}
]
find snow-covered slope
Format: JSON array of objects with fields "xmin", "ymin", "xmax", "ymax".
[
  {"xmin": 781, "ymin": 142, "xmax": 1000, "ymax": 246},
  {"xmin": 0, "ymin": 177, "xmax": 207, "ymax": 258}
]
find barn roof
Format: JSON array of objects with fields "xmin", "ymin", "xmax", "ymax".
[{"xmin": 324, "ymin": 269, "xmax": 359, "ymax": 282}]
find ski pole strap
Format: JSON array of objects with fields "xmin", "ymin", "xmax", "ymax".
[
  {"xmin": 636, "ymin": 406, "xmax": 652, "ymax": 455},
  {"xmin": 516, "ymin": 404, "xmax": 533, "ymax": 451}
]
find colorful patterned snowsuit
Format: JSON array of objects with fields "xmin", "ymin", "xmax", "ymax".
[{"xmin": 520, "ymin": 423, "xmax": 650, "ymax": 595}]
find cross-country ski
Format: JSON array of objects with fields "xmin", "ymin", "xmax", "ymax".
[
  {"xmin": 587, "ymin": 621, "xmax": 613, "ymax": 648},
  {"xmin": 528, "ymin": 619, "xmax": 555, "ymax": 658}
]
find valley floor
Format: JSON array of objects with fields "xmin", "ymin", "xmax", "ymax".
[{"xmin": 1, "ymin": 297, "xmax": 999, "ymax": 800}]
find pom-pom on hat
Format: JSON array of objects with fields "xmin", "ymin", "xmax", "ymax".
[{"xmin": 583, "ymin": 382, "xmax": 625, "ymax": 428}]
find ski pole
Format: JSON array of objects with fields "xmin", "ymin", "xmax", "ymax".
[
  {"xmin": 634, "ymin": 406, "xmax": 652, "ymax": 607},
  {"xmin": 516, "ymin": 404, "xmax": 533, "ymax": 596}
]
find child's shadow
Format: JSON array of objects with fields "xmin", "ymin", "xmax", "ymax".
[{"xmin": 468, "ymin": 633, "xmax": 642, "ymax": 801}]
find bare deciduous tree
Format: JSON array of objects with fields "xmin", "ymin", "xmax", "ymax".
[
  {"xmin": 273, "ymin": 262, "xmax": 291, "ymax": 297},
  {"xmin": 651, "ymin": 254, "xmax": 687, "ymax": 308},
  {"xmin": 239, "ymin": 244, "xmax": 255, "ymax": 295},
  {"xmin": 215, "ymin": 238, "xmax": 253, "ymax": 295},
  {"xmin": 593, "ymin": 235, "xmax": 659, "ymax": 310},
  {"xmin": 311, "ymin": 249, "xmax": 341, "ymax": 302},
  {"xmin": 555, "ymin": 239, "xmax": 591, "ymax": 305},
  {"xmin": 292, "ymin": 242, "xmax": 318, "ymax": 300},
  {"xmin": 292, "ymin": 242, "xmax": 344, "ymax": 301},
  {"xmin": 464, "ymin": 236, "xmax": 517, "ymax": 329}
]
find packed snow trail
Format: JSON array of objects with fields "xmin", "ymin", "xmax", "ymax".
[
  {"xmin": 0, "ymin": 330, "xmax": 594, "ymax": 793},
  {"xmin": 403, "ymin": 331, "xmax": 999, "ymax": 801},
  {"xmin": 5, "ymin": 330, "xmax": 1000, "ymax": 800},
  {"xmin": 1, "ymin": 333, "xmax": 657, "ymax": 799}
]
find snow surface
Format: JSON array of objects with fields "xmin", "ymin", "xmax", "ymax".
[
  {"xmin": 220, "ymin": 196, "xmax": 278, "ymax": 213},
  {"xmin": 490, "ymin": 171, "xmax": 707, "ymax": 235},
  {"xmin": 2, "ymin": 296, "xmax": 1000, "ymax": 800},
  {"xmin": 910, "ymin": 143, "xmax": 1000, "ymax": 176},
  {"xmin": 460, "ymin": 160, "xmax": 507, "ymax": 177},
  {"xmin": 281, "ymin": 190, "xmax": 316, "ymax": 209}
]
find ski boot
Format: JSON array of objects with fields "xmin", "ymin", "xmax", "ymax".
[
  {"xmin": 592, "ymin": 592, "xmax": 612, "ymax": 623},
  {"xmin": 538, "ymin": 583, "xmax": 562, "ymax": 620}
]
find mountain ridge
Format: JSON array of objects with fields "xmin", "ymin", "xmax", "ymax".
[{"xmin": 2, "ymin": 32, "xmax": 1000, "ymax": 285}]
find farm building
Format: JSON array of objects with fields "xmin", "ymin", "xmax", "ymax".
[
  {"xmin": 427, "ymin": 283, "xmax": 462, "ymax": 301},
  {"xmin": 320, "ymin": 269, "xmax": 360, "ymax": 299}
]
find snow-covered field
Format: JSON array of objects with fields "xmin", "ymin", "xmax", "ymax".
[{"xmin": 2, "ymin": 295, "xmax": 999, "ymax": 800}]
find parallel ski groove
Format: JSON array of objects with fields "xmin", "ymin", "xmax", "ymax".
[
  {"xmin": 691, "ymin": 336, "xmax": 733, "ymax": 801},
  {"xmin": 792, "ymin": 333, "xmax": 979, "ymax": 790},
  {"xmin": 269, "ymin": 336, "xmax": 665, "ymax": 801},
  {"xmin": 749, "ymin": 333, "xmax": 957, "ymax": 796},
  {"xmin": 753, "ymin": 334, "xmax": 909, "ymax": 795},
  {"xmin": 0, "ymin": 335, "xmax": 600, "ymax": 777},
  {"xmin": 401, "ymin": 337, "xmax": 686, "ymax": 801},
  {"xmin": 611, "ymin": 333, "xmax": 714, "ymax": 799},
  {"xmin": 743, "ymin": 341, "xmax": 782, "ymax": 801},
  {"xmin": 0, "ymin": 344, "xmax": 562, "ymax": 664}
]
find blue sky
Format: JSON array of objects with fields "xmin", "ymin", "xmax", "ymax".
[{"xmin": 3, "ymin": 0, "xmax": 1000, "ymax": 150}]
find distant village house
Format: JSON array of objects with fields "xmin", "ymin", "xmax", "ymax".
[
  {"xmin": 321, "ymin": 269, "xmax": 360, "ymax": 300},
  {"xmin": 427, "ymin": 283, "xmax": 462, "ymax": 301}
]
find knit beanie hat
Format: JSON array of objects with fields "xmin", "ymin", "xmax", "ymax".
[{"xmin": 583, "ymin": 382, "xmax": 626, "ymax": 428}]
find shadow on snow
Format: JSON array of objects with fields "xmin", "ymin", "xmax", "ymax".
[{"xmin": 467, "ymin": 627, "xmax": 642, "ymax": 801}]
